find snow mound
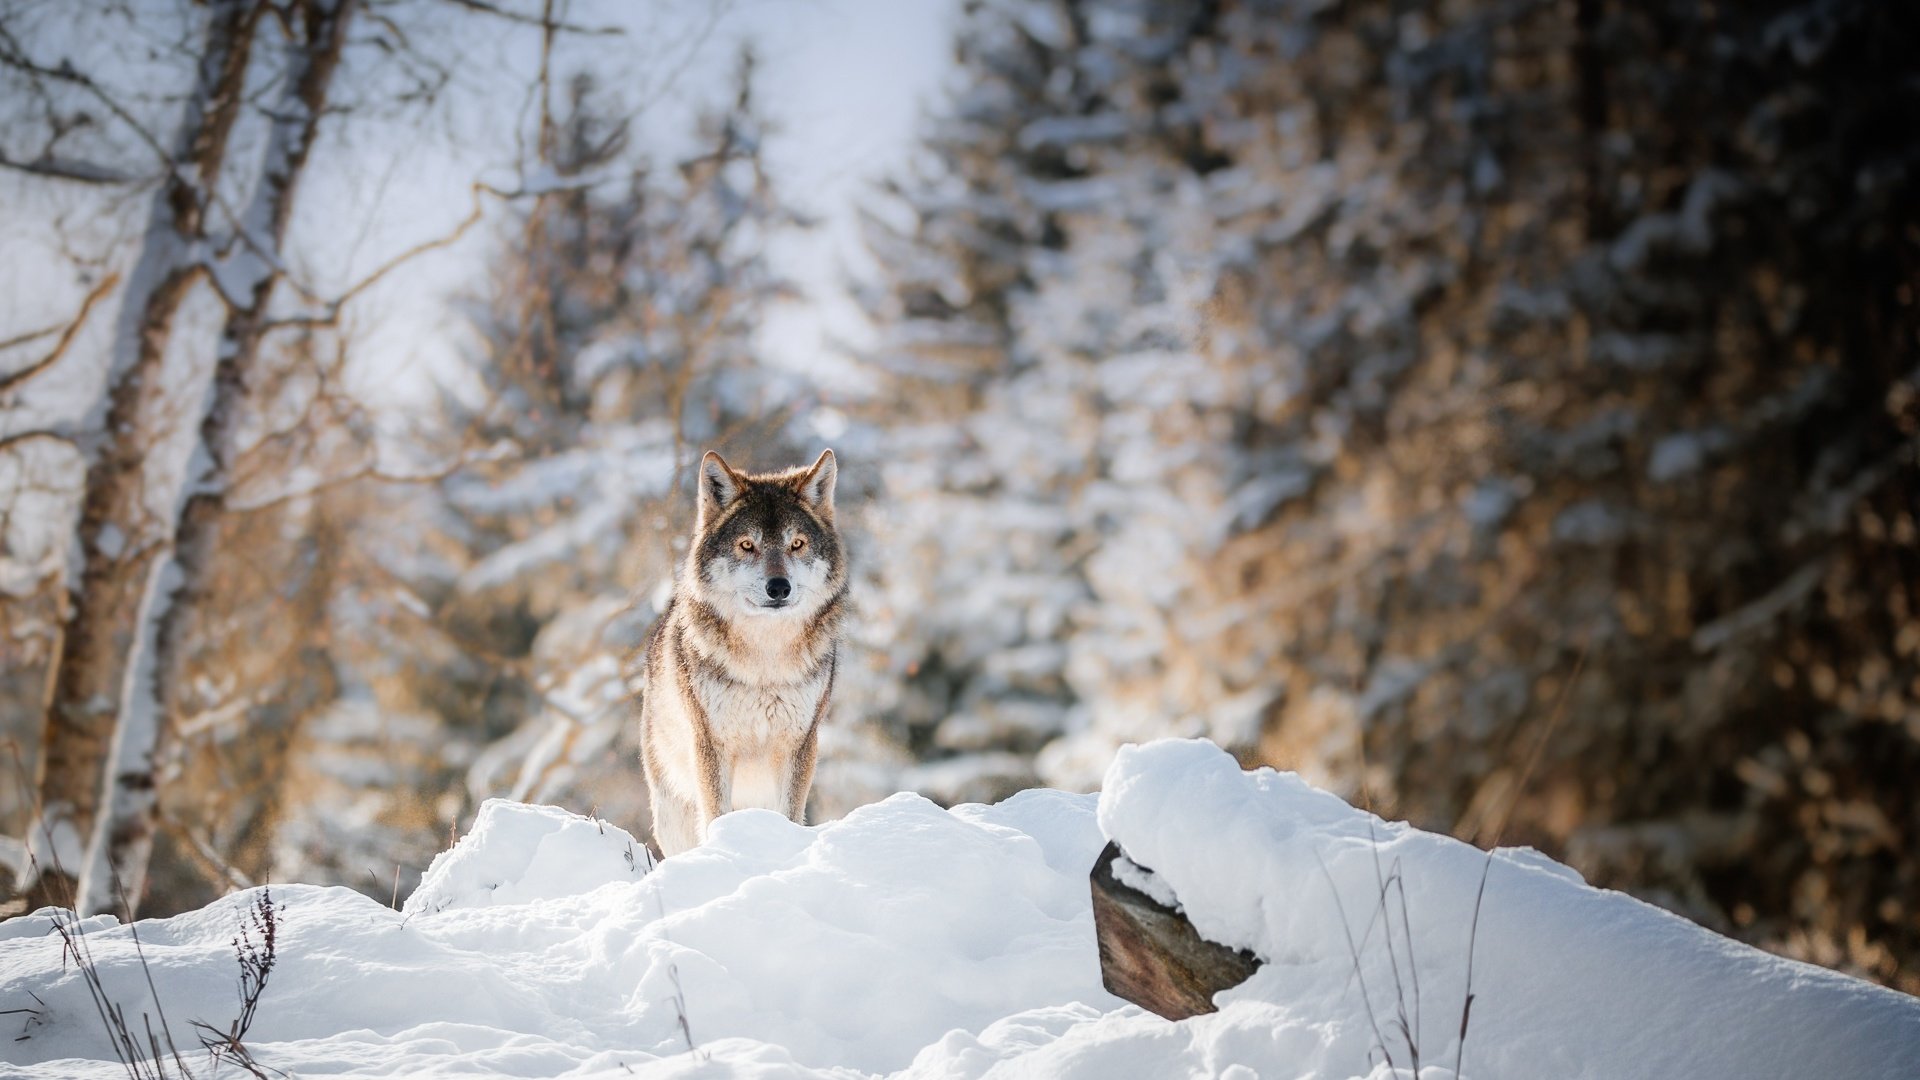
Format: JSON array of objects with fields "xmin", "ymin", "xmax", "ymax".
[
  {"xmin": 1, "ymin": 740, "xmax": 1914, "ymax": 1079},
  {"xmin": 0, "ymin": 790, "xmax": 1116, "ymax": 1078},
  {"xmin": 1091, "ymin": 738, "xmax": 1920, "ymax": 1080},
  {"xmin": 404, "ymin": 798, "xmax": 650, "ymax": 915}
]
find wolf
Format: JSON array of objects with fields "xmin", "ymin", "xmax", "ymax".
[{"xmin": 638, "ymin": 448, "xmax": 846, "ymax": 856}]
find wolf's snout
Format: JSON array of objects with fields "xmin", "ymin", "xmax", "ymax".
[{"xmin": 766, "ymin": 577, "xmax": 792, "ymax": 601}]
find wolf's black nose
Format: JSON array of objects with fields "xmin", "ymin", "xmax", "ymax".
[{"xmin": 767, "ymin": 577, "xmax": 791, "ymax": 601}]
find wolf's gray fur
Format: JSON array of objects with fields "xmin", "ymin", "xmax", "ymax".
[{"xmin": 638, "ymin": 449, "xmax": 846, "ymax": 856}]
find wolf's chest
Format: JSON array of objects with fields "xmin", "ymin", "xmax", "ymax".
[{"xmin": 695, "ymin": 674, "xmax": 822, "ymax": 747}]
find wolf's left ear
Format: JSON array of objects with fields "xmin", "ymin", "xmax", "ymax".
[{"xmin": 797, "ymin": 449, "xmax": 836, "ymax": 517}]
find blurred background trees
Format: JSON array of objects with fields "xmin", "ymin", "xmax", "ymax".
[
  {"xmin": 2, "ymin": 0, "xmax": 1915, "ymax": 995},
  {"xmin": 855, "ymin": 0, "xmax": 1920, "ymax": 990}
]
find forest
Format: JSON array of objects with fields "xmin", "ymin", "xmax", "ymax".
[{"xmin": 1, "ymin": 0, "xmax": 1915, "ymax": 1005}]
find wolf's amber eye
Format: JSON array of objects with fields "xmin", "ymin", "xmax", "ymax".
[
  {"xmin": 789, "ymin": 536, "xmax": 806, "ymax": 553},
  {"xmin": 737, "ymin": 537, "xmax": 756, "ymax": 554}
]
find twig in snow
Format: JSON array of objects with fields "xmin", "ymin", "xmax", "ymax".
[
  {"xmin": 1364, "ymin": 822, "xmax": 1421, "ymax": 1074},
  {"xmin": 1454, "ymin": 642, "xmax": 1590, "ymax": 1080},
  {"xmin": 1314, "ymin": 849, "xmax": 1395, "ymax": 1074},
  {"xmin": 115, "ymin": 876, "xmax": 193, "ymax": 1079},
  {"xmin": 364, "ymin": 866, "xmax": 398, "ymax": 909},
  {"xmin": 636, "ymin": 842, "xmax": 700, "ymax": 1058},
  {"xmin": 3, "ymin": 990, "xmax": 47, "ymax": 1042},
  {"xmin": 190, "ymin": 886, "xmax": 284, "ymax": 1079},
  {"xmin": 44, "ymin": 876, "xmax": 193, "ymax": 1079},
  {"xmin": 666, "ymin": 961, "xmax": 698, "ymax": 1056}
]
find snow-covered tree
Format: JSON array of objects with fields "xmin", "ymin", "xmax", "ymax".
[
  {"xmin": 255, "ymin": 51, "xmax": 819, "ymax": 890},
  {"xmin": 0, "ymin": 0, "xmax": 358, "ymax": 914},
  {"xmin": 860, "ymin": 0, "xmax": 1920, "ymax": 989}
]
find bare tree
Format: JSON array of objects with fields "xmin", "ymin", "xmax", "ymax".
[
  {"xmin": 9, "ymin": 0, "xmax": 271, "ymax": 912},
  {"xmin": 98, "ymin": 0, "xmax": 359, "ymax": 914},
  {"xmin": 1, "ymin": 0, "xmax": 373, "ymax": 915},
  {"xmin": 4, "ymin": 0, "xmax": 771, "ymax": 918}
]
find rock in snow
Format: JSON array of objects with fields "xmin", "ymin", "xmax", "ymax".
[
  {"xmin": 2, "ymin": 739, "xmax": 1916, "ymax": 1078},
  {"xmin": 1090, "ymin": 840, "xmax": 1261, "ymax": 1022}
]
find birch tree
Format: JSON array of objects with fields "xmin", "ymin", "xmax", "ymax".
[
  {"xmin": 96, "ymin": 0, "xmax": 358, "ymax": 914},
  {"xmin": 5, "ymin": 0, "xmax": 270, "ymax": 912},
  {"xmin": 3, "ymin": 0, "xmax": 365, "ymax": 915}
]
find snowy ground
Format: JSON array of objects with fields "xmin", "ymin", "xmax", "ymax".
[{"xmin": 2, "ymin": 739, "xmax": 1916, "ymax": 1079}]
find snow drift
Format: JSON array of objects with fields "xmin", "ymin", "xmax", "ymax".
[
  {"xmin": 1096, "ymin": 739, "xmax": 1920, "ymax": 1078},
  {"xmin": 1, "ymin": 738, "xmax": 1914, "ymax": 1079}
]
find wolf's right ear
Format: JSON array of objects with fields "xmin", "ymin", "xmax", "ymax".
[{"xmin": 697, "ymin": 451, "xmax": 742, "ymax": 524}]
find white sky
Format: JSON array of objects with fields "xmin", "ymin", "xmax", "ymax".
[{"xmin": 301, "ymin": 0, "xmax": 963, "ymax": 411}]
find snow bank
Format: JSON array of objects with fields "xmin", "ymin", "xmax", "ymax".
[
  {"xmin": 1090, "ymin": 738, "xmax": 1920, "ymax": 1080},
  {"xmin": 404, "ymin": 799, "xmax": 649, "ymax": 915},
  {"xmin": 0, "ymin": 791, "xmax": 1117, "ymax": 1079},
  {"xmin": 2, "ymin": 740, "xmax": 1914, "ymax": 1079}
]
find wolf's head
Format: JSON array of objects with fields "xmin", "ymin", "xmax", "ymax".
[{"xmin": 685, "ymin": 449, "xmax": 844, "ymax": 621}]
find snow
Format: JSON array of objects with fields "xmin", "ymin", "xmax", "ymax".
[
  {"xmin": 1098, "ymin": 739, "xmax": 1920, "ymax": 1080},
  {"xmin": 403, "ymin": 799, "xmax": 650, "ymax": 916},
  {"xmin": 1107, "ymin": 852, "xmax": 1178, "ymax": 910},
  {"xmin": 4, "ymin": 738, "xmax": 1917, "ymax": 1079}
]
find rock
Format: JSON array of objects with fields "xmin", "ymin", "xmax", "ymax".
[{"xmin": 1089, "ymin": 840, "xmax": 1260, "ymax": 1021}]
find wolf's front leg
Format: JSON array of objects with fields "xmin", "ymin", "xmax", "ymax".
[
  {"xmin": 724, "ymin": 734, "xmax": 817, "ymax": 823},
  {"xmin": 729, "ymin": 749, "xmax": 794, "ymax": 817},
  {"xmin": 649, "ymin": 789, "xmax": 703, "ymax": 857},
  {"xmin": 691, "ymin": 717, "xmax": 730, "ymax": 829},
  {"xmin": 785, "ymin": 723, "xmax": 820, "ymax": 825}
]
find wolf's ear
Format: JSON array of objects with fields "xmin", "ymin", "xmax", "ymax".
[
  {"xmin": 796, "ymin": 449, "xmax": 836, "ymax": 517},
  {"xmin": 697, "ymin": 451, "xmax": 742, "ymax": 523}
]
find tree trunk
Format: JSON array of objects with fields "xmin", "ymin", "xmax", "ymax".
[
  {"xmin": 25, "ymin": 0, "xmax": 262, "ymax": 914},
  {"xmin": 84, "ymin": 0, "xmax": 357, "ymax": 916},
  {"xmin": 234, "ymin": 506, "xmax": 345, "ymax": 886}
]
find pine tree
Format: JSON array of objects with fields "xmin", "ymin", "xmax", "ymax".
[{"xmin": 862, "ymin": 0, "xmax": 1920, "ymax": 988}]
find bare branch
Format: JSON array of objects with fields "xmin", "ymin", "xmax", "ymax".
[
  {"xmin": 0, "ymin": 324, "xmax": 56, "ymax": 357},
  {"xmin": 1690, "ymin": 558, "xmax": 1828, "ymax": 653},
  {"xmin": 0, "ymin": 428, "xmax": 75, "ymax": 454},
  {"xmin": 0, "ymin": 12, "xmax": 296, "ymax": 287},
  {"xmin": 156, "ymin": 812, "xmax": 254, "ymax": 892},
  {"xmin": 0, "ymin": 151, "xmax": 137, "ymax": 185},
  {"xmin": 0, "ymin": 272, "xmax": 122, "ymax": 396},
  {"xmin": 0, "ymin": 26, "xmax": 177, "ymax": 177},
  {"xmin": 264, "ymin": 175, "xmax": 607, "ymax": 329},
  {"xmin": 229, "ymin": 448, "xmax": 502, "ymax": 516},
  {"xmin": 437, "ymin": 0, "xmax": 624, "ymax": 37}
]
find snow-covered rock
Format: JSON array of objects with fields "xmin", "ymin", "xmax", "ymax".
[{"xmin": 1, "ymin": 739, "xmax": 1913, "ymax": 1078}]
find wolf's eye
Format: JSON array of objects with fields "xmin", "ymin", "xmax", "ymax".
[
  {"xmin": 737, "ymin": 537, "xmax": 756, "ymax": 554},
  {"xmin": 789, "ymin": 536, "xmax": 806, "ymax": 553}
]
